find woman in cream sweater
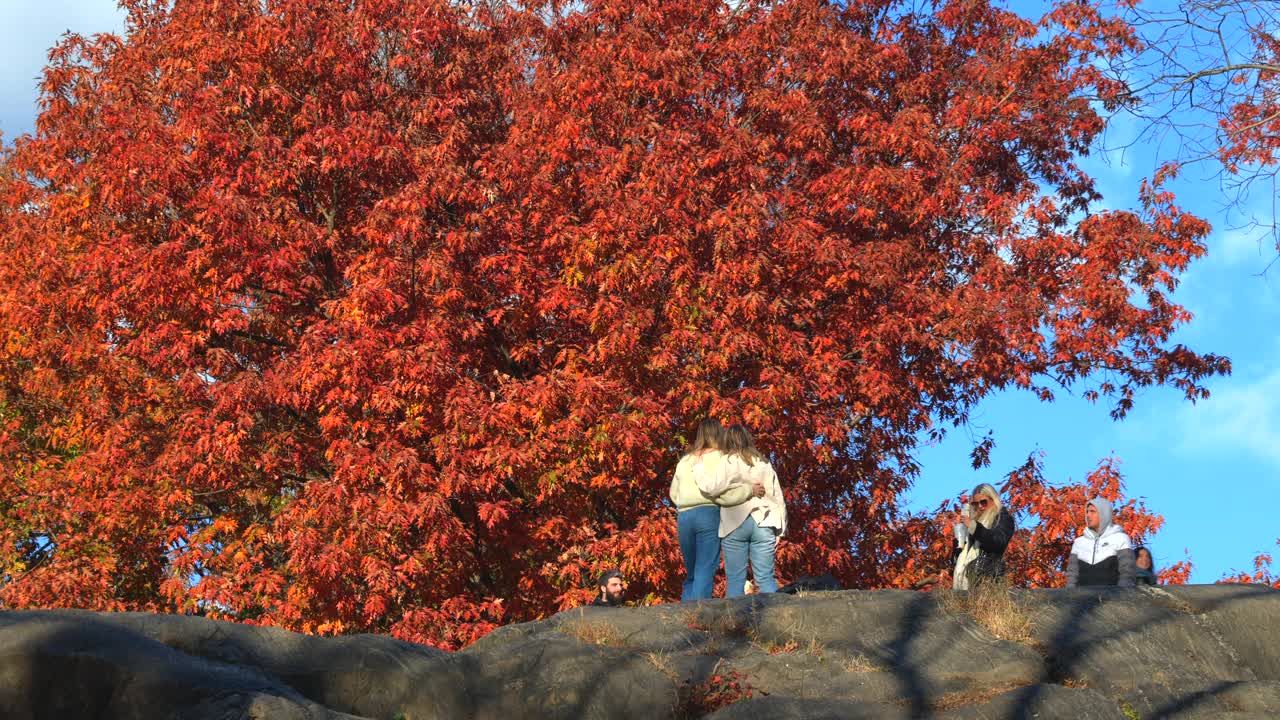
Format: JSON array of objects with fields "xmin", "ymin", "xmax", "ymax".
[
  {"xmin": 709, "ymin": 425, "xmax": 786, "ymax": 597},
  {"xmin": 668, "ymin": 419, "xmax": 756, "ymax": 601}
]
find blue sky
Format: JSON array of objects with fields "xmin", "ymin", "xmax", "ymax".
[
  {"xmin": 2, "ymin": 1, "xmax": 1276, "ymax": 583},
  {"xmin": 0, "ymin": 0, "xmax": 124, "ymax": 140},
  {"xmin": 906, "ymin": 2, "xmax": 1280, "ymax": 582}
]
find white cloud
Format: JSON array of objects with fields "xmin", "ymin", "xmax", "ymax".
[
  {"xmin": 1176, "ymin": 369, "xmax": 1280, "ymax": 469},
  {"xmin": 1214, "ymin": 223, "xmax": 1278, "ymax": 268}
]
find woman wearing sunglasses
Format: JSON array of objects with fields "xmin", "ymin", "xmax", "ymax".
[{"xmin": 951, "ymin": 483, "xmax": 1015, "ymax": 590}]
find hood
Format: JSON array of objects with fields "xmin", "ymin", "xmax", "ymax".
[{"xmin": 1084, "ymin": 497, "xmax": 1115, "ymax": 539}]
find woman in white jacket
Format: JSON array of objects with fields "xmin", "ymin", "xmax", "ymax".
[{"xmin": 713, "ymin": 425, "xmax": 786, "ymax": 597}]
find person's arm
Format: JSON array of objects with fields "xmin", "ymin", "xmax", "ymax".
[
  {"xmin": 970, "ymin": 510, "xmax": 1014, "ymax": 555},
  {"xmin": 692, "ymin": 454, "xmax": 751, "ymax": 506},
  {"xmin": 764, "ymin": 465, "xmax": 785, "ymax": 506},
  {"xmin": 712, "ymin": 483, "xmax": 754, "ymax": 507},
  {"xmin": 1117, "ymin": 535, "xmax": 1136, "ymax": 587},
  {"xmin": 1065, "ymin": 549, "xmax": 1080, "ymax": 588},
  {"xmin": 695, "ymin": 453, "xmax": 734, "ymax": 497},
  {"xmin": 763, "ymin": 464, "xmax": 787, "ymax": 535}
]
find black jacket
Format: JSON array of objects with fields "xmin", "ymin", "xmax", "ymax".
[{"xmin": 952, "ymin": 509, "xmax": 1015, "ymax": 583}]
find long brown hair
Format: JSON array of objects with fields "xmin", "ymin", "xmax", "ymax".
[
  {"xmin": 725, "ymin": 424, "xmax": 763, "ymax": 466},
  {"xmin": 686, "ymin": 418, "xmax": 725, "ymax": 455}
]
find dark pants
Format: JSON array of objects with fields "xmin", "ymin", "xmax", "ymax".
[{"xmin": 677, "ymin": 505, "xmax": 721, "ymax": 601}]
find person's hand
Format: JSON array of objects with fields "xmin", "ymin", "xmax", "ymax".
[
  {"xmin": 962, "ymin": 515, "xmax": 976, "ymax": 533},
  {"xmin": 751, "ymin": 482, "xmax": 766, "ymax": 498}
]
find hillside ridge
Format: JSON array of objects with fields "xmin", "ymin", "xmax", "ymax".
[{"xmin": 2, "ymin": 584, "xmax": 1278, "ymax": 719}]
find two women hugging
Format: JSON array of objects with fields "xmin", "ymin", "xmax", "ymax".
[{"xmin": 668, "ymin": 418, "xmax": 788, "ymax": 601}]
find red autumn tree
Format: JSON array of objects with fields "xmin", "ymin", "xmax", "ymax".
[
  {"xmin": 0, "ymin": 0, "xmax": 1228, "ymax": 646},
  {"xmin": 887, "ymin": 453, "xmax": 1191, "ymax": 589}
]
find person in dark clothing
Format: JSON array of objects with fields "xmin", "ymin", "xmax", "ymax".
[
  {"xmin": 1065, "ymin": 497, "xmax": 1136, "ymax": 587},
  {"xmin": 1135, "ymin": 546, "xmax": 1158, "ymax": 586},
  {"xmin": 590, "ymin": 570, "xmax": 626, "ymax": 607},
  {"xmin": 951, "ymin": 483, "xmax": 1015, "ymax": 590}
]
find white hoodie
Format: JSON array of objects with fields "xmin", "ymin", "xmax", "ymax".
[{"xmin": 1066, "ymin": 498, "xmax": 1136, "ymax": 587}]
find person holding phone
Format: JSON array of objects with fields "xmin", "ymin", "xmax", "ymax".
[{"xmin": 951, "ymin": 483, "xmax": 1015, "ymax": 590}]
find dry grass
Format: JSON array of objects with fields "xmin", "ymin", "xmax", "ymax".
[
  {"xmin": 840, "ymin": 653, "xmax": 880, "ymax": 673},
  {"xmin": 753, "ymin": 637, "xmax": 801, "ymax": 655},
  {"xmin": 560, "ymin": 619, "xmax": 625, "ymax": 647},
  {"xmin": 928, "ymin": 680, "xmax": 1032, "ymax": 711},
  {"xmin": 745, "ymin": 616, "xmax": 829, "ymax": 660},
  {"xmin": 937, "ymin": 578, "xmax": 1035, "ymax": 644},
  {"xmin": 804, "ymin": 636, "xmax": 826, "ymax": 659},
  {"xmin": 645, "ymin": 651, "xmax": 680, "ymax": 681},
  {"xmin": 692, "ymin": 635, "xmax": 736, "ymax": 656},
  {"xmin": 1060, "ymin": 677, "xmax": 1090, "ymax": 689}
]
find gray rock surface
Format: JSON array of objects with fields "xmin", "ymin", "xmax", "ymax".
[
  {"xmin": 702, "ymin": 695, "xmax": 907, "ymax": 719},
  {"xmin": 0, "ymin": 612, "xmax": 364, "ymax": 720},
  {"xmin": 1022, "ymin": 587, "xmax": 1254, "ymax": 691},
  {"xmin": 1163, "ymin": 584, "xmax": 1280, "ymax": 681},
  {"xmin": 1121, "ymin": 680, "xmax": 1280, "ymax": 720},
  {"xmin": 938, "ymin": 684, "xmax": 1129, "ymax": 720},
  {"xmin": 1, "ymin": 584, "xmax": 1276, "ymax": 719}
]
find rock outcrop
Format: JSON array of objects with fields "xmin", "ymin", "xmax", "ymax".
[{"xmin": 2, "ymin": 584, "xmax": 1277, "ymax": 719}]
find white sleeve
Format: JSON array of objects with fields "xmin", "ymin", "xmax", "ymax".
[
  {"xmin": 695, "ymin": 453, "xmax": 734, "ymax": 497},
  {"xmin": 765, "ymin": 465, "xmax": 784, "ymax": 505}
]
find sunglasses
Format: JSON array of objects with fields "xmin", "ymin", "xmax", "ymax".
[{"xmin": 970, "ymin": 498, "xmax": 991, "ymax": 509}]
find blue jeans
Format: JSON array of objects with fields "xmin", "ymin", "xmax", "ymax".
[
  {"xmin": 677, "ymin": 506, "xmax": 721, "ymax": 601},
  {"xmin": 721, "ymin": 515, "xmax": 778, "ymax": 598}
]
